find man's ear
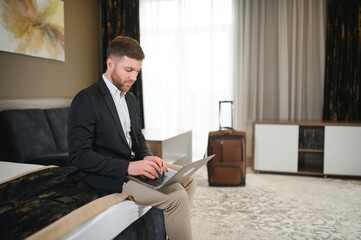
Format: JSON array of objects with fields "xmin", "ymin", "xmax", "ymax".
[{"xmin": 106, "ymin": 58, "xmax": 113, "ymax": 69}]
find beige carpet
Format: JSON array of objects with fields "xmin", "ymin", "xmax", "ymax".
[{"xmin": 191, "ymin": 167, "xmax": 361, "ymax": 240}]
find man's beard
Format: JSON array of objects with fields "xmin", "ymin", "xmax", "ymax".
[{"xmin": 111, "ymin": 74, "xmax": 132, "ymax": 93}]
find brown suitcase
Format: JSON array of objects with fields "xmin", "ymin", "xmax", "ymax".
[{"xmin": 206, "ymin": 101, "xmax": 246, "ymax": 186}]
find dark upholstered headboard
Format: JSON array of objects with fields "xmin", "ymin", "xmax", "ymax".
[
  {"xmin": 0, "ymin": 98, "xmax": 72, "ymax": 163},
  {"xmin": 0, "ymin": 98, "xmax": 72, "ymax": 111}
]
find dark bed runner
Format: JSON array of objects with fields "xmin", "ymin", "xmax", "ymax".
[{"xmin": 0, "ymin": 167, "xmax": 102, "ymax": 239}]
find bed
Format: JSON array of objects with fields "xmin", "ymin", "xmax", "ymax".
[
  {"xmin": 0, "ymin": 161, "xmax": 165, "ymax": 239},
  {"xmin": 0, "ymin": 98, "xmax": 166, "ymax": 239}
]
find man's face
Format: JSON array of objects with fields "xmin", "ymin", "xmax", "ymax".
[{"xmin": 107, "ymin": 55, "xmax": 143, "ymax": 94}]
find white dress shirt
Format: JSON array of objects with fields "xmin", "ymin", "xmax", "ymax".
[{"xmin": 102, "ymin": 74, "xmax": 132, "ymax": 149}]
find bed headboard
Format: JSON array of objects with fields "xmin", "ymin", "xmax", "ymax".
[
  {"xmin": 0, "ymin": 98, "xmax": 73, "ymax": 163},
  {"xmin": 0, "ymin": 98, "xmax": 72, "ymax": 111}
]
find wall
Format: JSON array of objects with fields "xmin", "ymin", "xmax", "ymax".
[{"xmin": 0, "ymin": 0, "xmax": 101, "ymax": 99}]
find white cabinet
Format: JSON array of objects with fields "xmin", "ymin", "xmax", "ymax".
[
  {"xmin": 142, "ymin": 129, "xmax": 192, "ymax": 166},
  {"xmin": 324, "ymin": 126, "xmax": 361, "ymax": 176},
  {"xmin": 254, "ymin": 124, "xmax": 299, "ymax": 173},
  {"xmin": 254, "ymin": 121, "xmax": 361, "ymax": 177}
]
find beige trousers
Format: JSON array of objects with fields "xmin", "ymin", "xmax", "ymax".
[{"xmin": 122, "ymin": 163, "xmax": 197, "ymax": 240}]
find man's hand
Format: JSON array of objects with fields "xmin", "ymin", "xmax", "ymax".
[{"xmin": 128, "ymin": 156, "xmax": 168, "ymax": 179}]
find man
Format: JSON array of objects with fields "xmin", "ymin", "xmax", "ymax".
[{"xmin": 68, "ymin": 36, "xmax": 196, "ymax": 240}]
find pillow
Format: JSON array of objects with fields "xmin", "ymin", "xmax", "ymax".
[
  {"xmin": 0, "ymin": 113, "xmax": 13, "ymax": 161},
  {"xmin": 44, "ymin": 108, "xmax": 69, "ymax": 152},
  {"xmin": 2, "ymin": 109, "xmax": 57, "ymax": 163}
]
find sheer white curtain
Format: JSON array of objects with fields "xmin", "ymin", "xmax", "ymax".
[
  {"xmin": 140, "ymin": 0, "xmax": 236, "ymax": 158},
  {"xmin": 235, "ymin": 0, "xmax": 327, "ymax": 133},
  {"xmin": 139, "ymin": 0, "xmax": 326, "ymax": 160}
]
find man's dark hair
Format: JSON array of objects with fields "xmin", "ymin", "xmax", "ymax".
[{"xmin": 106, "ymin": 36, "xmax": 145, "ymax": 60}]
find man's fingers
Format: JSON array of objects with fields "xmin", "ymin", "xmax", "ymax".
[
  {"xmin": 144, "ymin": 160, "xmax": 161, "ymax": 178},
  {"xmin": 162, "ymin": 161, "xmax": 168, "ymax": 172},
  {"xmin": 128, "ymin": 160, "xmax": 158, "ymax": 178},
  {"xmin": 144, "ymin": 156, "xmax": 168, "ymax": 173},
  {"xmin": 145, "ymin": 156, "xmax": 162, "ymax": 166}
]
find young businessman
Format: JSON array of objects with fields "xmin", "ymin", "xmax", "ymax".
[{"xmin": 68, "ymin": 36, "xmax": 196, "ymax": 240}]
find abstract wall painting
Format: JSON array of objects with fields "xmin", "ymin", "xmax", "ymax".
[{"xmin": 0, "ymin": 0, "xmax": 64, "ymax": 61}]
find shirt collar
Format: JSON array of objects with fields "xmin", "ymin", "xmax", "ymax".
[{"xmin": 102, "ymin": 74, "xmax": 127, "ymax": 97}]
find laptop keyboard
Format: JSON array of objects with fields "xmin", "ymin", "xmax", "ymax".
[{"xmin": 143, "ymin": 170, "xmax": 176, "ymax": 187}]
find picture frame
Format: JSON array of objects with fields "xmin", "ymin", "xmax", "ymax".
[{"xmin": 0, "ymin": 0, "xmax": 65, "ymax": 61}]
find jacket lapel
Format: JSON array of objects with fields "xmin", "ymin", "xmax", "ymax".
[
  {"xmin": 98, "ymin": 79, "xmax": 129, "ymax": 146},
  {"xmin": 126, "ymin": 94, "xmax": 139, "ymax": 155}
]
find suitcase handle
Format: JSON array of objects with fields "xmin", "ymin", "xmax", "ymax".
[{"xmin": 219, "ymin": 101, "xmax": 234, "ymax": 130}]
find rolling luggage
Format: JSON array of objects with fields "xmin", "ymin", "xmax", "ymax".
[{"xmin": 206, "ymin": 101, "xmax": 246, "ymax": 186}]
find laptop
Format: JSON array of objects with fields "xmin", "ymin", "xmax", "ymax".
[{"xmin": 127, "ymin": 154, "xmax": 215, "ymax": 190}]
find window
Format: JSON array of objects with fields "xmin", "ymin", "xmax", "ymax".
[{"xmin": 140, "ymin": 0, "xmax": 236, "ymax": 158}]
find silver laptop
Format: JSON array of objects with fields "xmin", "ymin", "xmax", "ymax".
[{"xmin": 127, "ymin": 155, "xmax": 215, "ymax": 190}]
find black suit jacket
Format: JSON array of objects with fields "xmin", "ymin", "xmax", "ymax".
[{"xmin": 68, "ymin": 78, "xmax": 152, "ymax": 193}]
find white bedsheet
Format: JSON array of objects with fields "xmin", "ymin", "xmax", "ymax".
[
  {"xmin": 0, "ymin": 161, "xmax": 151, "ymax": 240},
  {"xmin": 0, "ymin": 161, "xmax": 44, "ymax": 182},
  {"xmin": 62, "ymin": 200, "xmax": 151, "ymax": 240}
]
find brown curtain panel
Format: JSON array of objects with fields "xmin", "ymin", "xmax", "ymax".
[
  {"xmin": 101, "ymin": 0, "xmax": 145, "ymax": 128},
  {"xmin": 323, "ymin": 0, "xmax": 361, "ymax": 121}
]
